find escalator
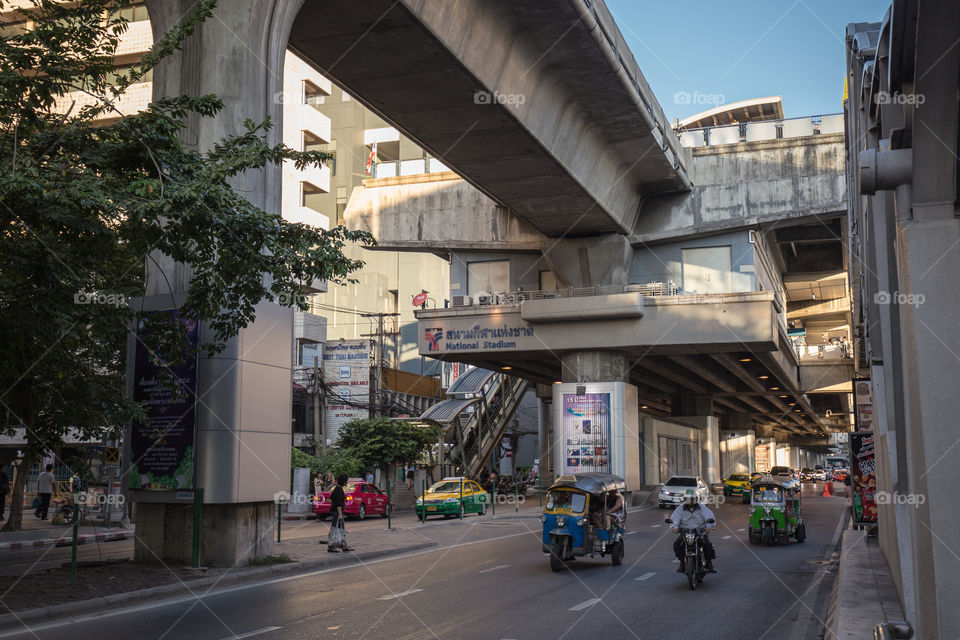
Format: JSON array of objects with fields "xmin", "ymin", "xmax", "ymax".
[{"xmin": 419, "ymin": 368, "xmax": 529, "ymax": 480}]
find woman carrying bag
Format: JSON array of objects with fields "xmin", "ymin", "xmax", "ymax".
[{"xmin": 327, "ymin": 474, "xmax": 352, "ymax": 553}]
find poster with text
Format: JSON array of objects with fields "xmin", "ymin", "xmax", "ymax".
[
  {"xmin": 323, "ymin": 340, "xmax": 372, "ymax": 444},
  {"xmin": 854, "ymin": 378, "xmax": 874, "ymax": 430},
  {"xmin": 128, "ymin": 310, "xmax": 199, "ymax": 491},
  {"xmin": 561, "ymin": 393, "xmax": 611, "ymax": 474},
  {"xmin": 850, "ymin": 431, "xmax": 877, "ymax": 524}
]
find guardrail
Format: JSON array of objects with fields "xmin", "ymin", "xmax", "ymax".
[
  {"xmin": 452, "ymin": 282, "xmax": 679, "ymax": 307},
  {"xmin": 677, "ymin": 113, "xmax": 844, "ymax": 148}
]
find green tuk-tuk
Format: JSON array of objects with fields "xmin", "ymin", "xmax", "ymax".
[{"xmin": 747, "ymin": 476, "xmax": 805, "ymax": 545}]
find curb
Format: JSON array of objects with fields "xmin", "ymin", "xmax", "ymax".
[
  {"xmin": 0, "ymin": 539, "xmax": 439, "ymax": 629},
  {"xmin": 0, "ymin": 530, "xmax": 132, "ymax": 552}
]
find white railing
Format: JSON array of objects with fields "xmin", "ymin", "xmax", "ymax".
[
  {"xmin": 450, "ymin": 282, "xmax": 680, "ymax": 307},
  {"xmin": 677, "ymin": 113, "xmax": 844, "ymax": 148}
]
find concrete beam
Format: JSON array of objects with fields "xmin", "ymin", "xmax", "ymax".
[{"xmin": 631, "ymin": 135, "xmax": 846, "ymax": 245}]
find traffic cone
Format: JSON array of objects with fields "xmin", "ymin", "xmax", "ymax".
[{"xmin": 821, "ymin": 481, "xmax": 833, "ymax": 497}]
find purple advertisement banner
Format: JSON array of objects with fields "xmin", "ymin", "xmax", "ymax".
[{"xmin": 128, "ymin": 311, "xmax": 199, "ymax": 490}]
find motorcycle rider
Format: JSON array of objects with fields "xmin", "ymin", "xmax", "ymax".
[{"xmin": 669, "ymin": 488, "xmax": 717, "ymax": 573}]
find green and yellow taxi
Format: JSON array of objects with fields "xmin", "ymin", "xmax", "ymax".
[
  {"xmin": 723, "ymin": 473, "xmax": 752, "ymax": 496},
  {"xmin": 414, "ymin": 477, "xmax": 489, "ymax": 519}
]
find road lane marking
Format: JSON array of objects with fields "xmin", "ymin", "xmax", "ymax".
[
  {"xmin": 672, "ymin": 559, "xmax": 679, "ymax": 563},
  {"xmin": 651, "ymin": 524, "xmax": 662, "ymax": 528},
  {"xmin": 569, "ymin": 598, "xmax": 601, "ymax": 611},
  {"xmin": 625, "ymin": 531, "xmax": 638, "ymax": 535},
  {"xmin": 738, "ymin": 528, "xmax": 746, "ymax": 532},
  {"xmin": 219, "ymin": 627, "xmax": 281, "ymax": 640},
  {"xmin": 378, "ymin": 589, "xmax": 423, "ymax": 600},
  {"xmin": 479, "ymin": 564, "xmax": 509, "ymax": 573},
  {"xmin": 722, "ymin": 535, "xmax": 732, "ymax": 539},
  {"xmin": 635, "ymin": 572, "xmax": 656, "ymax": 581}
]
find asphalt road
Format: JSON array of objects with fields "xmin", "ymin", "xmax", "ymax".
[{"xmin": 0, "ymin": 484, "xmax": 848, "ymax": 640}]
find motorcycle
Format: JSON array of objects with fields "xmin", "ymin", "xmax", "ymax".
[{"xmin": 667, "ymin": 518, "xmax": 715, "ymax": 590}]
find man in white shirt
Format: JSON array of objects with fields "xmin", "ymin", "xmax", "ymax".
[
  {"xmin": 669, "ymin": 489, "xmax": 717, "ymax": 573},
  {"xmin": 35, "ymin": 464, "xmax": 55, "ymax": 520}
]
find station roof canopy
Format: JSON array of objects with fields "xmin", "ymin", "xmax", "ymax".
[{"xmin": 677, "ymin": 96, "xmax": 784, "ymax": 130}]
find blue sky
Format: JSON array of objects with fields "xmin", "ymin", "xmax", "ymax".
[{"xmin": 605, "ymin": 0, "xmax": 890, "ymax": 122}]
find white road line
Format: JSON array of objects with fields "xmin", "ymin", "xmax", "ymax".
[
  {"xmin": 651, "ymin": 524, "xmax": 662, "ymax": 528},
  {"xmin": 569, "ymin": 598, "xmax": 601, "ymax": 611},
  {"xmin": 625, "ymin": 531, "xmax": 638, "ymax": 535},
  {"xmin": 671, "ymin": 559, "xmax": 679, "ymax": 563},
  {"xmin": 377, "ymin": 589, "xmax": 424, "ymax": 600},
  {"xmin": 635, "ymin": 572, "xmax": 656, "ymax": 581},
  {"xmin": 738, "ymin": 528, "xmax": 746, "ymax": 532},
  {"xmin": 219, "ymin": 627, "xmax": 282, "ymax": 640},
  {"xmin": 722, "ymin": 535, "xmax": 732, "ymax": 540},
  {"xmin": 479, "ymin": 564, "xmax": 509, "ymax": 573}
]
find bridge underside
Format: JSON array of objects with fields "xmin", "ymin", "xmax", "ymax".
[{"xmin": 289, "ymin": 0, "xmax": 687, "ymax": 237}]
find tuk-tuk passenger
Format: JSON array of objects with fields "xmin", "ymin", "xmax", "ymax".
[
  {"xmin": 668, "ymin": 489, "xmax": 717, "ymax": 573},
  {"xmin": 605, "ymin": 491, "xmax": 624, "ymax": 528}
]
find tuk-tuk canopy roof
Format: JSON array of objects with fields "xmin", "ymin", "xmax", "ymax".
[
  {"xmin": 751, "ymin": 475, "xmax": 800, "ymax": 489},
  {"xmin": 548, "ymin": 473, "xmax": 626, "ymax": 494}
]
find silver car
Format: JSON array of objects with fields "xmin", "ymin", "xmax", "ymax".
[{"xmin": 658, "ymin": 475, "xmax": 711, "ymax": 508}]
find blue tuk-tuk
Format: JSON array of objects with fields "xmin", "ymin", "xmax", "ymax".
[{"xmin": 541, "ymin": 473, "xmax": 627, "ymax": 572}]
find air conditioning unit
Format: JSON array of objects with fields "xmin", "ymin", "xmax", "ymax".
[
  {"xmin": 452, "ymin": 295, "xmax": 472, "ymax": 306},
  {"xmin": 475, "ymin": 291, "xmax": 493, "ymax": 305}
]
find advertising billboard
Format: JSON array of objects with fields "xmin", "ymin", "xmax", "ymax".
[
  {"xmin": 323, "ymin": 340, "xmax": 372, "ymax": 444},
  {"xmin": 128, "ymin": 310, "xmax": 199, "ymax": 491},
  {"xmin": 561, "ymin": 392, "xmax": 611, "ymax": 474},
  {"xmin": 850, "ymin": 431, "xmax": 877, "ymax": 524}
]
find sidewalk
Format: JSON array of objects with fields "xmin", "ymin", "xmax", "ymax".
[
  {"xmin": 825, "ymin": 529, "xmax": 908, "ymax": 639},
  {"xmin": 0, "ymin": 516, "xmax": 132, "ymax": 552}
]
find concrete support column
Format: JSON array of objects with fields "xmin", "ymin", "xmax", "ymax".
[
  {"xmin": 560, "ymin": 351, "xmax": 629, "ymax": 383},
  {"xmin": 537, "ymin": 395, "xmax": 552, "ymax": 486},
  {"xmin": 133, "ymin": 0, "xmax": 304, "ymax": 566}
]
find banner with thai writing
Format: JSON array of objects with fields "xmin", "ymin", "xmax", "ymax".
[
  {"xmin": 128, "ymin": 310, "xmax": 199, "ymax": 491},
  {"xmin": 850, "ymin": 431, "xmax": 877, "ymax": 524}
]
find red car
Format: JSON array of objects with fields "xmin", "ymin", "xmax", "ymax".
[
  {"xmin": 832, "ymin": 469, "xmax": 850, "ymax": 482},
  {"xmin": 314, "ymin": 479, "xmax": 391, "ymax": 520}
]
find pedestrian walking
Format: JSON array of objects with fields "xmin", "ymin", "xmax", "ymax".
[
  {"xmin": 35, "ymin": 464, "xmax": 55, "ymax": 520},
  {"xmin": 327, "ymin": 473, "xmax": 352, "ymax": 553},
  {"xmin": 405, "ymin": 465, "xmax": 415, "ymax": 490},
  {"xmin": 0, "ymin": 466, "xmax": 8, "ymax": 520},
  {"xmin": 323, "ymin": 471, "xmax": 335, "ymax": 491},
  {"xmin": 365, "ymin": 470, "xmax": 374, "ymax": 484}
]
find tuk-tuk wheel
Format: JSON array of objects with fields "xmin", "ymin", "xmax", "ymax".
[
  {"xmin": 550, "ymin": 540, "xmax": 566, "ymax": 572},
  {"xmin": 796, "ymin": 524, "xmax": 806, "ymax": 543},
  {"xmin": 611, "ymin": 540, "xmax": 624, "ymax": 566},
  {"xmin": 762, "ymin": 525, "xmax": 774, "ymax": 547}
]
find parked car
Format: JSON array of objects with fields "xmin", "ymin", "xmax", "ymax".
[
  {"xmin": 814, "ymin": 467, "xmax": 830, "ymax": 481},
  {"xmin": 832, "ymin": 468, "xmax": 850, "ymax": 482},
  {"xmin": 799, "ymin": 467, "xmax": 816, "ymax": 482},
  {"xmin": 314, "ymin": 479, "xmax": 391, "ymax": 520},
  {"xmin": 723, "ymin": 474, "xmax": 752, "ymax": 496},
  {"xmin": 415, "ymin": 477, "xmax": 489, "ymax": 519},
  {"xmin": 658, "ymin": 475, "xmax": 711, "ymax": 508},
  {"xmin": 770, "ymin": 466, "xmax": 794, "ymax": 478}
]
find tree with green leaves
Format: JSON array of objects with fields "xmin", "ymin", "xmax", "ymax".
[
  {"xmin": 334, "ymin": 418, "xmax": 437, "ymax": 484},
  {"xmin": 0, "ymin": 0, "xmax": 373, "ymax": 530}
]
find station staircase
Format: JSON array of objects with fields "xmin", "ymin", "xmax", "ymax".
[{"xmin": 419, "ymin": 368, "xmax": 529, "ymax": 480}]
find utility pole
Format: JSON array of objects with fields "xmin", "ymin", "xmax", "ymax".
[
  {"xmin": 313, "ymin": 355, "xmax": 325, "ymax": 455},
  {"xmin": 361, "ymin": 312, "xmax": 400, "ymax": 418}
]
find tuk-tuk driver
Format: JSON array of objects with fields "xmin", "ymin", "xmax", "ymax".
[{"xmin": 669, "ymin": 489, "xmax": 717, "ymax": 573}]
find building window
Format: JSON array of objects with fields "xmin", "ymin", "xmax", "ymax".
[
  {"xmin": 302, "ymin": 79, "xmax": 325, "ymax": 107},
  {"xmin": 113, "ymin": 4, "xmax": 150, "ymax": 22},
  {"xmin": 467, "ymin": 260, "xmax": 510, "ymax": 297},
  {"xmin": 298, "ymin": 340, "xmax": 322, "ymax": 366}
]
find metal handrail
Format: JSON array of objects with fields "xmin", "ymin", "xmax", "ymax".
[{"xmin": 676, "ymin": 112, "xmax": 844, "ymax": 135}]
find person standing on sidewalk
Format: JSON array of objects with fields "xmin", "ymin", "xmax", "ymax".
[
  {"xmin": 327, "ymin": 473, "xmax": 352, "ymax": 553},
  {"xmin": 0, "ymin": 466, "xmax": 8, "ymax": 520},
  {"xmin": 35, "ymin": 464, "xmax": 55, "ymax": 520}
]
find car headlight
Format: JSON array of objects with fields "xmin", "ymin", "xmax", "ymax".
[
  {"xmin": 557, "ymin": 517, "xmax": 566, "ymax": 527},
  {"xmin": 443, "ymin": 497, "xmax": 459, "ymax": 503},
  {"xmin": 538, "ymin": 515, "xmax": 546, "ymax": 523},
  {"xmin": 416, "ymin": 497, "xmax": 423, "ymax": 504},
  {"xmin": 577, "ymin": 518, "xmax": 587, "ymax": 526},
  {"xmin": 764, "ymin": 506, "xmax": 771, "ymax": 516}
]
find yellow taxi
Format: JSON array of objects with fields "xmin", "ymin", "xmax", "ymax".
[
  {"xmin": 723, "ymin": 473, "xmax": 752, "ymax": 496},
  {"xmin": 414, "ymin": 477, "xmax": 489, "ymax": 519}
]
